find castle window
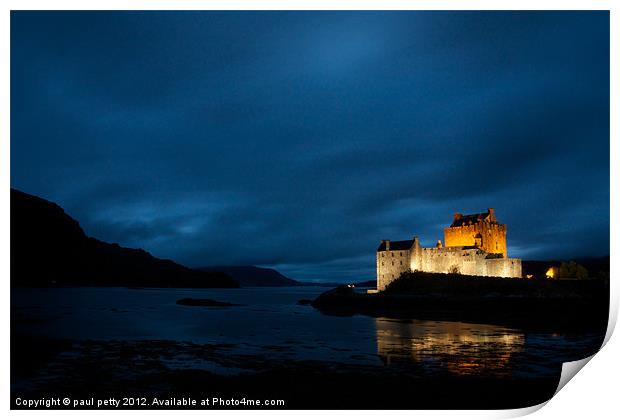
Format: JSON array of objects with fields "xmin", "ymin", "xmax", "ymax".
[
  {"xmin": 392, "ymin": 261, "xmax": 394, "ymax": 266},
  {"xmin": 382, "ymin": 262, "xmax": 384, "ymax": 266},
  {"xmin": 400, "ymin": 261, "xmax": 403, "ymax": 265},
  {"xmin": 400, "ymin": 252, "xmax": 402, "ymax": 256},
  {"xmin": 391, "ymin": 252, "xmax": 394, "ymax": 257}
]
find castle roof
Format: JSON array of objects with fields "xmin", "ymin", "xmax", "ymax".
[
  {"xmin": 450, "ymin": 208, "xmax": 496, "ymax": 227},
  {"xmin": 377, "ymin": 240, "xmax": 414, "ymax": 252}
]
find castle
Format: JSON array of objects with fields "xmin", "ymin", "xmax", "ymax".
[{"xmin": 376, "ymin": 208, "xmax": 522, "ymax": 291}]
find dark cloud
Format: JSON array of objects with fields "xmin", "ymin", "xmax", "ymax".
[{"xmin": 11, "ymin": 11, "xmax": 609, "ymax": 282}]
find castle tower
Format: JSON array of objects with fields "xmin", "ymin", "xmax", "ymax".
[{"xmin": 443, "ymin": 208, "xmax": 507, "ymax": 256}]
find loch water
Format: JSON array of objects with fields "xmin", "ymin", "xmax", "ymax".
[{"xmin": 11, "ymin": 286, "xmax": 604, "ymax": 379}]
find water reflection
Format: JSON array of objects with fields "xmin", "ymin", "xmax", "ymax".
[{"xmin": 375, "ymin": 318, "xmax": 525, "ymax": 377}]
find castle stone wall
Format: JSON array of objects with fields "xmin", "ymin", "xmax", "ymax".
[
  {"xmin": 414, "ymin": 245, "xmax": 521, "ymax": 278},
  {"xmin": 412, "ymin": 246, "xmax": 483, "ymax": 275},
  {"xmin": 482, "ymin": 257, "xmax": 522, "ymax": 278},
  {"xmin": 377, "ymin": 242, "xmax": 522, "ymax": 291},
  {"xmin": 377, "ymin": 248, "xmax": 411, "ymax": 291}
]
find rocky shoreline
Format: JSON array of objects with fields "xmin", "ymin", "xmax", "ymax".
[{"xmin": 11, "ymin": 335, "xmax": 565, "ymax": 410}]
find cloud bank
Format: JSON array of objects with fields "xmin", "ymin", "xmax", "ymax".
[{"xmin": 11, "ymin": 11, "xmax": 609, "ymax": 282}]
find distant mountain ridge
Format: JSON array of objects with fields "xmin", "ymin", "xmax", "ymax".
[
  {"xmin": 11, "ymin": 188, "xmax": 237, "ymax": 288},
  {"xmin": 198, "ymin": 266, "xmax": 378, "ymax": 288},
  {"xmin": 198, "ymin": 265, "xmax": 300, "ymax": 287}
]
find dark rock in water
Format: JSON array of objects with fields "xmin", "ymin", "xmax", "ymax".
[
  {"xmin": 10, "ymin": 188, "xmax": 238, "ymax": 288},
  {"xmin": 176, "ymin": 298, "xmax": 238, "ymax": 307},
  {"xmin": 297, "ymin": 299, "xmax": 313, "ymax": 305}
]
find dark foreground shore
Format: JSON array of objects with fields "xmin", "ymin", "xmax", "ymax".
[{"xmin": 11, "ymin": 335, "xmax": 564, "ymax": 410}]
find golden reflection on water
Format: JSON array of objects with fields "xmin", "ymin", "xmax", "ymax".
[{"xmin": 375, "ymin": 318, "xmax": 525, "ymax": 377}]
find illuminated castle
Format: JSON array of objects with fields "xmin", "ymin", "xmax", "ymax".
[{"xmin": 376, "ymin": 208, "xmax": 522, "ymax": 291}]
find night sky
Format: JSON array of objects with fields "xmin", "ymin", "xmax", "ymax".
[{"xmin": 11, "ymin": 11, "xmax": 609, "ymax": 282}]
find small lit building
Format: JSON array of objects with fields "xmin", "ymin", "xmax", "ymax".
[{"xmin": 545, "ymin": 267, "xmax": 559, "ymax": 279}]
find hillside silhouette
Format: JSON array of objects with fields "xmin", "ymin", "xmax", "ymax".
[{"xmin": 10, "ymin": 188, "xmax": 237, "ymax": 288}]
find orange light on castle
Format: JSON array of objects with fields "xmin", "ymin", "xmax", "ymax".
[{"xmin": 545, "ymin": 267, "xmax": 557, "ymax": 279}]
